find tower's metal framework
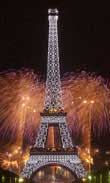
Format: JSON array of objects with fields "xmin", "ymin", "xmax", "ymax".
[
  {"xmin": 21, "ymin": 9, "xmax": 86, "ymax": 179},
  {"xmin": 44, "ymin": 9, "xmax": 63, "ymax": 111}
]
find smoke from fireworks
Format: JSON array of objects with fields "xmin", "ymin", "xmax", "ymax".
[{"xmin": 0, "ymin": 70, "xmax": 109, "ymax": 147}]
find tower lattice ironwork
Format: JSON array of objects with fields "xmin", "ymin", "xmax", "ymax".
[
  {"xmin": 44, "ymin": 9, "xmax": 63, "ymax": 111},
  {"xmin": 21, "ymin": 9, "xmax": 86, "ymax": 180}
]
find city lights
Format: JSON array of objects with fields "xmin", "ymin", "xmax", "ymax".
[
  {"xmin": 83, "ymin": 100, "xmax": 87, "ymax": 104},
  {"xmin": 82, "ymin": 177, "xmax": 87, "ymax": 182},
  {"xmin": 90, "ymin": 100, "xmax": 94, "ymax": 104},
  {"xmin": 19, "ymin": 177, "xmax": 24, "ymax": 182},
  {"xmin": 88, "ymin": 175, "xmax": 92, "ymax": 180},
  {"xmin": 105, "ymin": 161, "xmax": 109, "ymax": 166},
  {"xmin": 94, "ymin": 148, "xmax": 99, "ymax": 153},
  {"xmin": 106, "ymin": 151, "xmax": 110, "ymax": 155}
]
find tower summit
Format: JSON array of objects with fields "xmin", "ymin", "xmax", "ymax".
[
  {"xmin": 48, "ymin": 8, "xmax": 58, "ymax": 15},
  {"xmin": 21, "ymin": 9, "xmax": 86, "ymax": 180}
]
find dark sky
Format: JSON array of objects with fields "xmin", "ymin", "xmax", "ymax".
[{"xmin": 0, "ymin": 1, "xmax": 110, "ymax": 77}]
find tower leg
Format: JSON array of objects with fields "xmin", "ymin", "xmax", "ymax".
[{"xmin": 34, "ymin": 123, "xmax": 48, "ymax": 148}]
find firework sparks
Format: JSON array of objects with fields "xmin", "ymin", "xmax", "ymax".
[
  {"xmin": 62, "ymin": 72, "xmax": 109, "ymax": 135},
  {"xmin": 0, "ymin": 145, "xmax": 30, "ymax": 174},
  {"xmin": 0, "ymin": 70, "xmax": 44, "ymax": 146}
]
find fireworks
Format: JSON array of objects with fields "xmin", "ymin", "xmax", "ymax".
[
  {"xmin": 0, "ymin": 70, "xmax": 109, "ymax": 146},
  {"xmin": 0, "ymin": 69, "xmax": 109, "ymax": 173},
  {"xmin": 0, "ymin": 70, "xmax": 44, "ymax": 146},
  {"xmin": 0, "ymin": 145, "xmax": 29, "ymax": 174},
  {"xmin": 62, "ymin": 72, "xmax": 109, "ymax": 138},
  {"xmin": 62, "ymin": 72, "xmax": 109, "ymax": 171}
]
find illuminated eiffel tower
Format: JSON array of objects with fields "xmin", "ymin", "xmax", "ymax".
[{"xmin": 21, "ymin": 9, "xmax": 86, "ymax": 179}]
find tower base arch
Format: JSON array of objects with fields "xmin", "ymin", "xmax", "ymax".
[
  {"xmin": 21, "ymin": 154, "xmax": 86, "ymax": 179},
  {"xmin": 31, "ymin": 164, "xmax": 77, "ymax": 183}
]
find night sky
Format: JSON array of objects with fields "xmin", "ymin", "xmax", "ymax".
[
  {"xmin": 0, "ymin": 1, "xmax": 110, "ymax": 149},
  {"xmin": 0, "ymin": 1, "xmax": 110, "ymax": 77}
]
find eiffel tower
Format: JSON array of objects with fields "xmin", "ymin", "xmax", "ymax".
[{"xmin": 21, "ymin": 8, "xmax": 86, "ymax": 180}]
